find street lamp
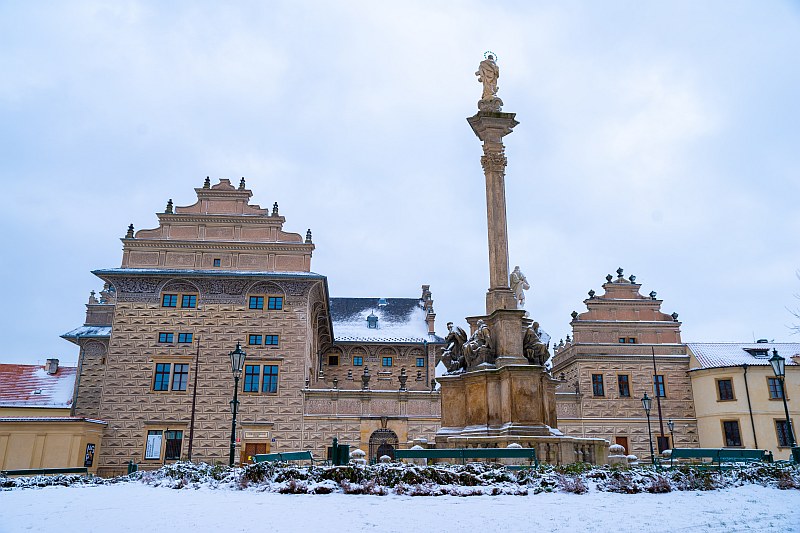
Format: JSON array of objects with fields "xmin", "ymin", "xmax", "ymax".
[
  {"xmin": 769, "ymin": 349, "xmax": 796, "ymax": 448},
  {"xmin": 667, "ymin": 419, "xmax": 675, "ymax": 449},
  {"xmin": 228, "ymin": 342, "xmax": 247, "ymax": 467},
  {"xmin": 641, "ymin": 393, "xmax": 656, "ymax": 466}
]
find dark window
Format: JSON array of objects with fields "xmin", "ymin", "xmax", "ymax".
[
  {"xmin": 264, "ymin": 335, "xmax": 279, "ymax": 346},
  {"xmin": 158, "ymin": 332, "xmax": 174, "ymax": 343},
  {"xmin": 628, "ymin": 337, "xmax": 636, "ymax": 343},
  {"xmin": 180, "ymin": 294, "xmax": 197, "ymax": 308},
  {"xmin": 416, "ymin": 357, "xmax": 425, "ymax": 367},
  {"xmin": 171, "ymin": 364, "xmax": 189, "ymax": 391},
  {"xmin": 717, "ymin": 379, "xmax": 734, "ymax": 401},
  {"xmin": 592, "ymin": 374, "xmax": 605, "ymax": 396},
  {"xmin": 353, "ymin": 356, "xmax": 363, "ymax": 366},
  {"xmin": 177, "ymin": 333, "xmax": 192, "ymax": 343},
  {"xmin": 617, "ymin": 375, "xmax": 630, "ymax": 397},
  {"xmin": 162, "ymin": 294, "xmax": 178, "ymax": 307},
  {"xmin": 768, "ymin": 377, "xmax": 784, "ymax": 399},
  {"xmin": 249, "ymin": 296, "xmax": 264, "ymax": 310},
  {"xmin": 164, "ymin": 430, "xmax": 183, "ymax": 460},
  {"xmin": 382, "ymin": 357, "xmax": 393, "ymax": 367},
  {"xmin": 248, "ymin": 335, "xmax": 262, "ymax": 346},
  {"xmin": 776, "ymin": 420, "xmax": 793, "ymax": 447},
  {"xmin": 263, "ymin": 365, "xmax": 279, "ymax": 393},
  {"xmin": 654, "ymin": 375, "xmax": 666, "ymax": 397},
  {"xmin": 153, "ymin": 363, "xmax": 171, "ymax": 391},
  {"xmin": 328, "ymin": 354, "xmax": 339, "ymax": 366},
  {"xmin": 618, "ymin": 338, "xmax": 625, "ymax": 344},
  {"xmin": 268, "ymin": 296, "xmax": 283, "ymax": 310},
  {"xmin": 243, "ymin": 365, "xmax": 260, "ymax": 392},
  {"xmin": 213, "ymin": 258, "xmax": 221, "ymax": 267},
  {"xmin": 723, "ymin": 420, "xmax": 742, "ymax": 447}
]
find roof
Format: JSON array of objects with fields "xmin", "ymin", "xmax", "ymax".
[
  {"xmin": 330, "ymin": 297, "xmax": 444, "ymax": 343},
  {"xmin": 61, "ymin": 325, "xmax": 112, "ymax": 340},
  {"xmin": 93, "ymin": 268, "xmax": 325, "ymax": 279},
  {"xmin": 687, "ymin": 342, "xmax": 800, "ymax": 370},
  {"xmin": 0, "ymin": 364, "xmax": 76, "ymax": 408}
]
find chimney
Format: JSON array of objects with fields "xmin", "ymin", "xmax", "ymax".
[{"xmin": 46, "ymin": 358, "xmax": 59, "ymax": 375}]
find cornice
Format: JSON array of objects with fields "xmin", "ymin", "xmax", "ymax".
[
  {"xmin": 122, "ymin": 240, "xmax": 313, "ymax": 252},
  {"xmin": 154, "ymin": 214, "xmax": 286, "ymax": 225}
]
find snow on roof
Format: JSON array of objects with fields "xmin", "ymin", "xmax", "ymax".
[
  {"xmin": 687, "ymin": 342, "xmax": 800, "ymax": 370},
  {"xmin": 330, "ymin": 297, "xmax": 444, "ymax": 343},
  {"xmin": 0, "ymin": 363, "xmax": 76, "ymax": 408},
  {"xmin": 61, "ymin": 325, "xmax": 112, "ymax": 339},
  {"xmin": 94, "ymin": 268, "xmax": 325, "ymax": 279}
]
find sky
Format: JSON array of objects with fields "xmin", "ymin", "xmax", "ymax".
[{"xmin": 1, "ymin": 1, "xmax": 799, "ymax": 365}]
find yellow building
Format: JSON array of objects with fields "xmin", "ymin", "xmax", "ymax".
[{"xmin": 687, "ymin": 342, "xmax": 799, "ymax": 460}]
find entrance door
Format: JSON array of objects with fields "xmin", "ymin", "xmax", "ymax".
[
  {"xmin": 242, "ymin": 442, "xmax": 269, "ymax": 464},
  {"xmin": 368, "ymin": 429, "xmax": 399, "ymax": 463},
  {"xmin": 615, "ymin": 436, "xmax": 629, "ymax": 454}
]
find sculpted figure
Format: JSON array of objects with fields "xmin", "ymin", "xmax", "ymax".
[
  {"xmin": 463, "ymin": 320, "xmax": 495, "ymax": 368},
  {"xmin": 441, "ymin": 322, "xmax": 468, "ymax": 372},
  {"xmin": 476, "ymin": 55, "xmax": 500, "ymax": 100},
  {"xmin": 510, "ymin": 266, "xmax": 530, "ymax": 308},
  {"xmin": 523, "ymin": 322, "xmax": 550, "ymax": 366}
]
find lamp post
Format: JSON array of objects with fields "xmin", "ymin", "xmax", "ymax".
[
  {"xmin": 228, "ymin": 342, "xmax": 247, "ymax": 467},
  {"xmin": 641, "ymin": 393, "xmax": 656, "ymax": 467},
  {"xmin": 769, "ymin": 349, "xmax": 796, "ymax": 448},
  {"xmin": 667, "ymin": 419, "xmax": 675, "ymax": 449}
]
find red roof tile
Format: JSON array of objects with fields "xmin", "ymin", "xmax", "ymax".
[{"xmin": 0, "ymin": 363, "xmax": 76, "ymax": 408}]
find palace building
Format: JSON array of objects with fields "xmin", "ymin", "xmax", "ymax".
[{"xmin": 62, "ymin": 178, "xmax": 443, "ymax": 476}]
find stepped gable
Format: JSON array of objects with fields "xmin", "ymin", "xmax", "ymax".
[{"xmin": 121, "ymin": 178, "xmax": 314, "ymax": 272}]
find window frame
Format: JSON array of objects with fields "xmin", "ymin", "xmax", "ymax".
[
  {"xmin": 262, "ymin": 365, "xmax": 279, "ymax": 393},
  {"xmin": 267, "ymin": 296, "xmax": 283, "ymax": 310},
  {"xmin": 177, "ymin": 332, "xmax": 193, "ymax": 344},
  {"xmin": 382, "ymin": 356, "xmax": 393, "ymax": 367},
  {"xmin": 654, "ymin": 374, "xmax": 667, "ymax": 398},
  {"xmin": 722, "ymin": 419, "xmax": 743, "ymax": 447},
  {"xmin": 591, "ymin": 374, "xmax": 605, "ymax": 397},
  {"xmin": 328, "ymin": 354, "xmax": 340, "ymax": 366},
  {"xmin": 353, "ymin": 356, "xmax": 363, "ymax": 366},
  {"xmin": 241, "ymin": 364, "xmax": 280, "ymax": 394},
  {"xmin": 617, "ymin": 374, "xmax": 631, "ymax": 397},
  {"xmin": 264, "ymin": 335, "xmax": 279, "ymax": 346},
  {"xmin": 243, "ymin": 365, "xmax": 261, "ymax": 393},
  {"xmin": 171, "ymin": 363, "xmax": 189, "ymax": 391},
  {"xmin": 248, "ymin": 334, "xmax": 263, "ymax": 346},
  {"xmin": 249, "ymin": 295, "xmax": 265, "ymax": 310},
  {"xmin": 152, "ymin": 361, "xmax": 191, "ymax": 392},
  {"xmin": 164, "ymin": 430, "xmax": 183, "ymax": 460},
  {"xmin": 767, "ymin": 377, "xmax": 785, "ymax": 400},
  {"xmin": 213, "ymin": 258, "xmax": 221, "ymax": 267},
  {"xmin": 180, "ymin": 294, "xmax": 197, "ymax": 309},
  {"xmin": 716, "ymin": 378, "xmax": 735, "ymax": 401},
  {"xmin": 775, "ymin": 419, "xmax": 794, "ymax": 448},
  {"xmin": 144, "ymin": 428, "xmax": 184, "ymax": 462},
  {"xmin": 153, "ymin": 363, "xmax": 171, "ymax": 391},
  {"xmin": 161, "ymin": 294, "xmax": 178, "ymax": 308},
  {"xmin": 158, "ymin": 332, "xmax": 174, "ymax": 344},
  {"xmin": 416, "ymin": 357, "xmax": 425, "ymax": 367}
]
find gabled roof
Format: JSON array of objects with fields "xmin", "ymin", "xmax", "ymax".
[
  {"xmin": 330, "ymin": 297, "xmax": 444, "ymax": 343},
  {"xmin": 0, "ymin": 364, "xmax": 76, "ymax": 408},
  {"xmin": 687, "ymin": 342, "xmax": 800, "ymax": 370}
]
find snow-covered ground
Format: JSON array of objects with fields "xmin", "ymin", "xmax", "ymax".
[{"xmin": 1, "ymin": 482, "xmax": 799, "ymax": 533}]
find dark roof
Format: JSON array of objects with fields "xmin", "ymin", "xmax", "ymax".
[{"xmin": 329, "ymin": 297, "xmax": 443, "ymax": 343}]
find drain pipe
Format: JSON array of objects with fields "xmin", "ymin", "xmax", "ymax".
[{"xmin": 742, "ymin": 364, "xmax": 758, "ymax": 449}]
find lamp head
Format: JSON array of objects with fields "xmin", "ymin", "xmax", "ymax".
[{"xmin": 769, "ymin": 349, "xmax": 785, "ymax": 378}]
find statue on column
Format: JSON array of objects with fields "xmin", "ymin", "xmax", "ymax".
[
  {"xmin": 523, "ymin": 322, "xmax": 550, "ymax": 366},
  {"xmin": 441, "ymin": 322, "xmax": 468, "ymax": 372},
  {"xmin": 476, "ymin": 53, "xmax": 503, "ymax": 112},
  {"xmin": 463, "ymin": 320, "xmax": 495, "ymax": 369},
  {"xmin": 510, "ymin": 266, "xmax": 530, "ymax": 308}
]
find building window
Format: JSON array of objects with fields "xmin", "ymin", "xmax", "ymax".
[
  {"xmin": 592, "ymin": 374, "xmax": 604, "ymax": 396},
  {"xmin": 263, "ymin": 365, "xmax": 279, "ymax": 393},
  {"xmin": 162, "ymin": 294, "xmax": 178, "ymax": 307},
  {"xmin": 243, "ymin": 365, "xmax": 260, "ymax": 392},
  {"xmin": 248, "ymin": 335, "xmax": 263, "ymax": 346},
  {"xmin": 654, "ymin": 375, "xmax": 666, "ymax": 397},
  {"xmin": 180, "ymin": 294, "xmax": 197, "ymax": 308},
  {"xmin": 177, "ymin": 333, "xmax": 193, "ymax": 343},
  {"xmin": 158, "ymin": 332, "xmax": 174, "ymax": 343},
  {"xmin": 328, "ymin": 354, "xmax": 339, "ymax": 366},
  {"xmin": 768, "ymin": 377, "xmax": 784, "ymax": 400},
  {"xmin": 382, "ymin": 357, "xmax": 393, "ymax": 367},
  {"xmin": 164, "ymin": 430, "xmax": 183, "ymax": 460},
  {"xmin": 628, "ymin": 337, "xmax": 636, "ymax": 343},
  {"xmin": 264, "ymin": 335, "xmax": 279, "ymax": 346},
  {"xmin": 353, "ymin": 356, "xmax": 363, "ymax": 366},
  {"xmin": 213, "ymin": 258, "xmax": 221, "ymax": 267},
  {"xmin": 618, "ymin": 338, "xmax": 625, "ymax": 344},
  {"xmin": 776, "ymin": 420, "xmax": 793, "ymax": 447},
  {"xmin": 717, "ymin": 379, "xmax": 735, "ymax": 401},
  {"xmin": 145, "ymin": 430, "xmax": 163, "ymax": 459},
  {"xmin": 249, "ymin": 296, "xmax": 264, "ymax": 310},
  {"xmin": 153, "ymin": 363, "xmax": 171, "ymax": 391},
  {"xmin": 267, "ymin": 296, "xmax": 283, "ymax": 310},
  {"xmin": 416, "ymin": 357, "xmax": 425, "ymax": 367},
  {"xmin": 723, "ymin": 420, "xmax": 742, "ymax": 447},
  {"xmin": 617, "ymin": 375, "xmax": 630, "ymax": 397},
  {"xmin": 171, "ymin": 364, "xmax": 189, "ymax": 391}
]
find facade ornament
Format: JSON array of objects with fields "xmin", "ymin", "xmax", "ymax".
[
  {"xmin": 441, "ymin": 322, "xmax": 468, "ymax": 372},
  {"xmin": 305, "ymin": 229, "xmax": 312, "ymax": 244},
  {"xmin": 99, "ymin": 282, "xmax": 116, "ymax": 304},
  {"xmin": 88, "ymin": 290, "xmax": 98, "ymax": 304},
  {"xmin": 476, "ymin": 53, "xmax": 503, "ymax": 112},
  {"xmin": 239, "ymin": 177, "xmax": 246, "ymax": 190},
  {"xmin": 649, "ymin": 291, "xmax": 657, "ymax": 300},
  {"xmin": 272, "ymin": 202, "xmax": 279, "ymax": 216},
  {"xmin": 606, "ymin": 274, "xmax": 613, "ymax": 282},
  {"xmin": 571, "ymin": 310, "xmax": 578, "ymax": 320},
  {"xmin": 125, "ymin": 224, "xmax": 134, "ymax": 239},
  {"xmin": 629, "ymin": 275, "xmax": 636, "ymax": 283},
  {"xmin": 523, "ymin": 322, "xmax": 549, "ymax": 366},
  {"xmin": 671, "ymin": 312, "xmax": 679, "ymax": 322},
  {"xmin": 430, "ymin": 378, "xmax": 437, "ymax": 391},
  {"xmin": 361, "ymin": 366, "xmax": 370, "ymax": 390},
  {"xmin": 165, "ymin": 199, "xmax": 173, "ymax": 214},
  {"xmin": 617, "ymin": 267, "xmax": 624, "ymax": 278},
  {"xmin": 588, "ymin": 289, "xmax": 595, "ymax": 299},
  {"xmin": 332, "ymin": 376, "xmax": 338, "ymax": 389},
  {"xmin": 509, "ymin": 266, "xmax": 530, "ymax": 308},
  {"xmin": 398, "ymin": 368, "xmax": 408, "ymax": 391},
  {"xmin": 463, "ymin": 319, "xmax": 495, "ymax": 369},
  {"xmin": 203, "ymin": 176, "xmax": 211, "ymax": 188}
]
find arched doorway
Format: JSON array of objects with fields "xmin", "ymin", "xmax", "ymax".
[{"xmin": 368, "ymin": 429, "xmax": 398, "ymax": 463}]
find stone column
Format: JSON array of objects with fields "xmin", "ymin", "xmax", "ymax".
[{"xmin": 467, "ymin": 111, "xmax": 519, "ymax": 315}]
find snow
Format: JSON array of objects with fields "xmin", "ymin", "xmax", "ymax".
[{"xmin": 0, "ymin": 482, "xmax": 798, "ymax": 532}]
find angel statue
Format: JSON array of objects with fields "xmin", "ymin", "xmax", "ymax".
[
  {"xmin": 441, "ymin": 322, "xmax": 468, "ymax": 372},
  {"xmin": 510, "ymin": 266, "xmax": 530, "ymax": 308}
]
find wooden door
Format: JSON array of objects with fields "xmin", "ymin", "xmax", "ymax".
[
  {"xmin": 242, "ymin": 442, "xmax": 268, "ymax": 464},
  {"xmin": 615, "ymin": 436, "xmax": 629, "ymax": 454}
]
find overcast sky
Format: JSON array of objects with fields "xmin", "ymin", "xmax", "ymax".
[{"xmin": 2, "ymin": 1, "xmax": 799, "ymax": 366}]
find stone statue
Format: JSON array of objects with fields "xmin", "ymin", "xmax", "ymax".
[
  {"xmin": 523, "ymin": 322, "xmax": 550, "ymax": 366},
  {"xmin": 510, "ymin": 266, "xmax": 530, "ymax": 308},
  {"xmin": 476, "ymin": 54, "xmax": 500, "ymax": 100},
  {"xmin": 442, "ymin": 322, "xmax": 468, "ymax": 372},
  {"xmin": 463, "ymin": 320, "xmax": 495, "ymax": 368}
]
